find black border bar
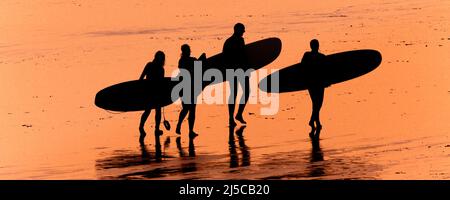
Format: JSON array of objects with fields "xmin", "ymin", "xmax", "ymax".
[{"xmin": 0, "ymin": 180, "xmax": 448, "ymax": 198}]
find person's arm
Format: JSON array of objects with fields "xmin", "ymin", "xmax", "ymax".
[
  {"xmin": 139, "ymin": 63, "xmax": 148, "ymax": 80},
  {"xmin": 198, "ymin": 53, "xmax": 206, "ymax": 61},
  {"xmin": 240, "ymin": 38, "xmax": 248, "ymax": 65},
  {"xmin": 222, "ymin": 39, "xmax": 228, "ymax": 54},
  {"xmin": 222, "ymin": 39, "xmax": 231, "ymax": 62},
  {"xmin": 178, "ymin": 59, "xmax": 183, "ymax": 69}
]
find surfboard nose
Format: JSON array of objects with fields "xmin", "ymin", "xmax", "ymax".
[
  {"xmin": 373, "ymin": 50, "xmax": 382, "ymax": 66},
  {"xmin": 362, "ymin": 49, "xmax": 382, "ymax": 73}
]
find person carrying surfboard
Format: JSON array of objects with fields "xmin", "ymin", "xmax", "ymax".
[
  {"xmin": 300, "ymin": 39, "xmax": 329, "ymax": 139},
  {"xmin": 223, "ymin": 23, "xmax": 249, "ymax": 127},
  {"xmin": 138, "ymin": 51, "xmax": 165, "ymax": 143},
  {"xmin": 175, "ymin": 44, "xmax": 205, "ymax": 138}
]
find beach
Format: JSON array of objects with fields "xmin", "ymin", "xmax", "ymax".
[{"xmin": 0, "ymin": 0, "xmax": 449, "ymax": 179}]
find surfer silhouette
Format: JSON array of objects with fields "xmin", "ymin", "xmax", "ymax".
[
  {"xmin": 176, "ymin": 44, "xmax": 205, "ymax": 138},
  {"xmin": 223, "ymin": 23, "xmax": 249, "ymax": 126},
  {"xmin": 300, "ymin": 39, "xmax": 329, "ymax": 139},
  {"xmin": 138, "ymin": 51, "xmax": 165, "ymax": 144}
]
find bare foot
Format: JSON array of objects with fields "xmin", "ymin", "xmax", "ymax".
[
  {"xmin": 189, "ymin": 131, "xmax": 198, "ymax": 138},
  {"xmin": 235, "ymin": 115, "xmax": 247, "ymax": 124},
  {"xmin": 229, "ymin": 119, "xmax": 237, "ymax": 127},
  {"xmin": 155, "ymin": 129, "xmax": 163, "ymax": 136},
  {"xmin": 315, "ymin": 125, "xmax": 322, "ymax": 139}
]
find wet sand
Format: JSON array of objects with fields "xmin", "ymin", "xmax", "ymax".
[{"xmin": 0, "ymin": 0, "xmax": 449, "ymax": 179}]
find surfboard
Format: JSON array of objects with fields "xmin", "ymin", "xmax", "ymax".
[
  {"xmin": 95, "ymin": 78, "xmax": 179, "ymax": 111},
  {"xmin": 201, "ymin": 37, "xmax": 282, "ymax": 86},
  {"xmin": 95, "ymin": 37, "xmax": 282, "ymax": 112},
  {"xmin": 203, "ymin": 37, "xmax": 281, "ymax": 70},
  {"xmin": 259, "ymin": 49, "xmax": 382, "ymax": 93}
]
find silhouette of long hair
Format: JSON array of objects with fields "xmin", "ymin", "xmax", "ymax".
[{"xmin": 153, "ymin": 51, "xmax": 165, "ymax": 66}]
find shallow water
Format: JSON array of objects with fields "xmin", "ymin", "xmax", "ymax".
[{"xmin": 0, "ymin": 0, "xmax": 449, "ymax": 179}]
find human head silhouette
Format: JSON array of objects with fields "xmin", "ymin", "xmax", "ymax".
[
  {"xmin": 233, "ymin": 23, "xmax": 245, "ymax": 37},
  {"xmin": 153, "ymin": 51, "xmax": 165, "ymax": 66},
  {"xmin": 181, "ymin": 44, "xmax": 191, "ymax": 57},
  {"xmin": 310, "ymin": 39, "xmax": 319, "ymax": 53}
]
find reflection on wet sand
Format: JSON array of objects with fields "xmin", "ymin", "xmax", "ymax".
[
  {"xmin": 95, "ymin": 128, "xmax": 382, "ymax": 180},
  {"xmin": 229, "ymin": 126, "xmax": 251, "ymax": 168},
  {"xmin": 96, "ymin": 134, "xmax": 199, "ymax": 179},
  {"xmin": 308, "ymin": 139, "xmax": 325, "ymax": 177},
  {"xmin": 261, "ymin": 137, "xmax": 382, "ymax": 180},
  {"xmin": 176, "ymin": 136, "xmax": 195, "ymax": 157},
  {"xmin": 176, "ymin": 136, "xmax": 197, "ymax": 173},
  {"xmin": 96, "ymin": 127, "xmax": 252, "ymax": 179},
  {"xmin": 95, "ymin": 144, "xmax": 166, "ymax": 171}
]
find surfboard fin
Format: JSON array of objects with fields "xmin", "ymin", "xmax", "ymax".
[{"xmin": 162, "ymin": 108, "xmax": 171, "ymax": 131}]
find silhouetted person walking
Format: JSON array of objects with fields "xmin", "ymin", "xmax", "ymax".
[
  {"xmin": 223, "ymin": 23, "xmax": 249, "ymax": 126},
  {"xmin": 176, "ymin": 44, "xmax": 203, "ymax": 138},
  {"xmin": 300, "ymin": 39, "xmax": 328, "ymax": 139},
  {"xmin": 139, "ymin": 51, "xmax": 165, "ymax": 144}
]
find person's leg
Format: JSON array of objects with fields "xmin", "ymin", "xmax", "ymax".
[
  {"xmin": 314, "ymin": 87, "xmax": 325, "ymax": 136},
  {"xmin": 176, "ymin": 102, "xmax": 189, "ymax": 134},
  {"xmin": 308, "ymin": 87, "xmax": 325, "ymax": 138},
  {"xmin": 236, "ymin": 76, "xmax": 250, "ymax": 124},
  {"xmin": 139, "ymin": 109, "xmax": 151, "ymax": 143},
  {"xmin": 228, "ymin": 77, "xmax": 238, "ymax": 126},
  {"xmin": 308, "ymin": 88, "xmax": 317, "ymax": 137},
  {"xmin": 155, "ymin": 107, "xmax": 163, "ymax": 136},
  {"xmin": 188, "ymin": 104, "xmax": 197, "ymax": 137}
]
